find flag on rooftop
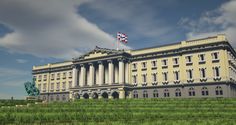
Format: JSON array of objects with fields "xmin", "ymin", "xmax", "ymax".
[{"xmin": 117, "ymin": 32, "xmax": 128, "ymax": 44}]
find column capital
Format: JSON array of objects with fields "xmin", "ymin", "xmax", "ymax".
[
  {"xmin": 118, "ymin": 58, "xmax": 126, "ymax": 62},
  {"xmin": 88, "ymin": 62, "xmax": 94, "ymax": 66},
  {"xmin": 80, "ymin": 63, "xmax": 86, "ymax": 67},
  {"xmin": 72, "ymin": 64, "xmax": 78, "ymax": 69},
  {"xmin": 98, "ymin": 60, "xmax": 104, "ymax": 64},
  {"xmin": 107, "ymin": 59, "xmax": 113, "ymax": 63}
]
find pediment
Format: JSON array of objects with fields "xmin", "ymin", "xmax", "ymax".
[{"xmin": 74, "ymin": 46, "xmax": 123, "ymax": 60}]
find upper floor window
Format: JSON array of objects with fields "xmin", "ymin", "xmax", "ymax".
[
  {"xmin": 132, "ymin": 75, "xmax": 137, "ymax": 84},
  {"xmin": 187, "ymin": 69, "xmax": 193, "ymax": 80},
  {"xmin": 69, "ymin": 81, "xmax": 72, "ymax": 88},
  {"xmin": 162, "ymin": 59, "xmax": 168, "ymax": 66},
  {"xmin": 63, "ymin": 72, "xmax": 66, "ymax": 79},
  {"xmin": 212, "ymin": 52, "xmax": 219, "ymax": 60},
  {"xmin": 68, "ymin": 72, "xmax": 72, "ymax": 78},
  {"xmin": 186, "ymin": 55, "xmax": 192, "ymax": 64},
  {"xmin": 141, "ymin": 62, "xmax": 147, "ymax": 69},
  {"xmin": 173, "ymin": 71, "xmax": 179, "ymax": 81},
  {"xmin": 213, "ymin": 66, "xmax": 220, "ymax": 78},
  {"xmin": 199, "ymin": 54, "xmax": 205, "ymax": 62},
  {"xmin": 56, "ymin": 82, "xmax": 60, "ymax": 90},
  {"xmin": 142, "ymin": 74, "xmax": 147, "ymax": 83},
  {"xmin": 43, "ymin": 75, "xmax": 47, "ymax": 81},
  {"xmin": 57, "ymin": 73, "xmax": 60, "ymax": 79},
  {"xmin": 38, "ymin": 75, "xmax": 42, "ymax": 81},
  {"xmin": 132, "ymin": 63, "xmax": 137, "ymax": 70},
  {"xmin": 51, "ymin": 83, "xmax": 54, "ymax": 90},
  {"xmin": 152, "ymin": 73, "xmax": 157, "ymax": 82},
  {"xmin": 151, "ymin": 60, "xmax": 157, "ymax": 68},
  {"xmin": 62, "ymin": 82, "xmax": 66, "ymax": 90},
  {"xmin": 163, "ymin": 72, "xmax": 168, "ymax": 82},
  {"xmin": 200, "ymin": 68, "xmax": 206, "ymax": 78},
  {"xmin": 173, "ymin": 58, "xmax": 179, "ymax": 65},
  {"xmin": 51, "ymin": 74, "xmax": 55, "ymax": 80}
]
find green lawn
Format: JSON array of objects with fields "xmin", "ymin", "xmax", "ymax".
[{"xmin": 1, "ymin": 98, "xmax": 236, "ymax": 125}]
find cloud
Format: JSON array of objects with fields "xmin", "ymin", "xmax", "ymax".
[
  {"xmin": 179, "ymin": 0, "xmax": 236, "ymax": 47},
  {"xmin": 0, "ymin": 0, "xmax": 131, "ymax": 59},
  {"xmin": 16, "ymin": 59, "xmax": 28, "ymax": 64}
]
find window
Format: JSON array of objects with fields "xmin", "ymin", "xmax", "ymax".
[
  {"xmin": 51, "ymin": 74, "xmax": 55, "ymax": 80},
  {"xmin": 175, "ymin": 88, "xmax": 181, "ymax": 97},
  {"xmin": 38, "ymin": 84, "xmax": 41, "ymax": 91},
  {"xmin": 151, "ymin": 60, "xmax": 157, "ymax": 68},
  {"xmin": 63, "ymin": 72, "xmax": 66, "ymax": 79},
  {"xmin": 189, "ymin": 87, "xmax": 195, "ymax": 96},
  {"xmin": 164, "ymin": 89, "xmax": 169, "ymax": 97},
  {"xmin": 174, "ymin": 71, "xmax": 179, "ymax": 81},
  {"xmin": 186, "ymin": 56, "xmax": 192, "ymax": 63},
  {"xmin": 163, "ymin": 72, "xmax": 168, "ymax": 81},
  {"xmin": 43, "ymin": 75, "xmax": 47, "ymax": 81},
  {"xmin": 201, "ymin": 87, "xmax": 209, "ymax": 96},
  {"xmin": 143, "ymin": 90, "xmax": 148, "ymax": 98},
  {"xmin": 56, "ymin": 82, "xmax": 60, "ymax": 90},
  {"xmin": 215, "ymin": 86, "xmax": 223, "ymax": 95},
  {"xmin": 51, "ymin": 83, "xmax": 54, "ymax": 90},
  {"xmin": 132, "ymin": 75, "xmax": 137, "ymax": 84},
  {"xmin": 173, "ymin": 58, "xmax": 179, "ymax": 65},
  {"xmin": 212, "ymin": 52, "xmax": 219, "ymax": 60},
  {"xmin": 56, "ymin": 95, "xmax": 60, "ymax": 101},
  {"xmin": 133, "ymin": 91, "xmax": 138, "ymax": 98},
  {"xmin": 69, "ymin": 72, "xmax": 72, "ymax": 78},
  {"xmin": 213, "ymin": 67, "xmax": 220, "ymax": 77},
  {"xmin": 132, "ymin": 63, "xmax": 137, "ymax": 70},
  {"xmin": 38, "ymin": 75, "xmax": 42, "ymax": 81},
  {"xmin": 200, "ymin": 68, "xmax": 206, "ymax": 78},
  {"xmin": 187, "ymin": 69, "xmax": 193, "ymax": 80},
  {"xmin": 69, "ymin": 81, "xmax": 72, "ymax": 88},
  {"xmin": 62, "ymin": 82, "xmax": 66, "ymax": 90},
  {"xmin": 153, "ymin": 89, "xmax": 158, "ymax": 98},
  {"xmin": 141, "ymin": 62, "xmax": 147, "ymax": 69},
  {"xmin": 50, "ymin": 95, "xmax": 54, "ymax": 101},
  {"xmin": 43, "ymin": 96, "xmax": 46, "ymax": 101},
  {"xmin": 43, "ymin": 83, "xmax": 46, "ymax": 90},
  {"xmin": 62, "ymin": 95, "xmax": 66, "ymax": 101},
  {"xmin": 152, "ymin": 73, "xmax": 157, "ymax": 82},
  {"xmin": 57, "ymin": 73, "xmax": 60, "ymax": 80},
  {"xmin": 199, "ymin": 54, "xmax": 205, "ymax": 62},
  {"xmin": 142, "ymin": 74, "xmax": 147, "ymax": 83},
  {"xmin": 162, "ymin": 59, "xmax": 168, "ymax": 66}
]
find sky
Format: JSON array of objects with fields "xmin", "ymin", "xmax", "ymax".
[{"xmin": 0, "ymin": 0, "xmax": 236, "ymax": 99}]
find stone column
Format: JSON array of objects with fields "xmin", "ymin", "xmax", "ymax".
[
  {"xmin": 119, "ymin": 89, "xmax": 125, "ymax": 99},
  {"xmin": 118, "ymin": 59, "xmax": 125, "ymax": 84},
  {"xmin": 125, "ymin": 63, "xmax": 129, "ymax": 84},
  {"xmin": 89, "ymin": 63, "xmax": 94, "ymax": 86},
  {"xmin": 108, "ymin": 60, "xmax": 114, "ymax": 85},
  {"xmin": 98, "ymin": 61, "xmax": 104, "ymax": 85},
  {"xmin": 80, "ymin": 64, "xmax": 86, "ymax": 86},
  {"xmin": 72, "ymin": 65, "xmax": 78, "ymax": 87}
]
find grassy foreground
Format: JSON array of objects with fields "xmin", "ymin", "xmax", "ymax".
[{"xmin": 1, "ymin": 98, "xmax": 236, "ymax": 125}]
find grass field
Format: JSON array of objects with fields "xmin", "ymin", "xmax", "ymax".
[{"xmin": 1, "ymin": 98, "xmax": 236, "ymax": 125}]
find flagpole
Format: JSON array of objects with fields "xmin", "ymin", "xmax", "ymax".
[{"xmin": 116, "ymin": 32, "xmax": 119, "ymax": 50}]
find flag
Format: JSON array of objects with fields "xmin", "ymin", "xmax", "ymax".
[{"xmin": 117, "ymin": 32, "xmax": 128, "ymax": 43}]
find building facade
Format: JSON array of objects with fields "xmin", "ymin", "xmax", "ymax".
[{"xmin": 32, "ymin": 34, "xmax": 236, "ymax": 102}]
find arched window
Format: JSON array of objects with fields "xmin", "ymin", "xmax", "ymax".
[
  {"xmin": 202, "ymin": 87, "xmax": 209, "ymax": 96},
  {"xmin": 50, "ymin": 95, "xmax": 54, "ymax": 101},
  {"xmin": 56, "ymin": 95, "xmax": 60, "ymax": 101},
  {"xmin": 153, "ymin": 89, "xmax": 158, "ymax": 98},
  {"xmin": 164, "ymin": 89, "xmax": 169, "ymax": 97},
  {"xmin": 175, "ymin": 88, "xmax": 181, "ymax": 97},
  {"xmin": 133, "ymin": 90, "xmax": 138, "ymax": 98},
  {"xmin": 189, "ymin": 87, "xmax": 195, "ymax": 96},
  {"xmin": 215, "ymin": 86, "xmax": 223, "ymax": 95},
  {"xmin": 143, "ymin": 90, "xmax": 148, "ymax": 98}
]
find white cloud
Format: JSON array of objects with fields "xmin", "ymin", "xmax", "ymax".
[
  {"xmin": 16, "ymin": 59, "xmax": 28, "ymax": 64},
  {"xmin": 179, "ymin": 0, "xmax": 236, "ymax": 47},
  {"xmin": 0, "ymin": 0, "xmax": 131, "ymax": 59}
]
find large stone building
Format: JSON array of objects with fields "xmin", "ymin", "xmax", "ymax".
[{"xmin": 32, "ymin": 34, "xmax": 236, "ymax": 101}]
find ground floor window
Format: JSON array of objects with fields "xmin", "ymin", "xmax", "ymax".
[
  {"xmin": 202, "ymin": 87, "xmax": 209, "ymax": 96},
  {"xmin": 143, "ymin": 90, "xmax": 148, "ymax": 98},
  {"xmin": 153, "ymin": 89, "xmax": 158, "ymax": 98},
  {"xmin": 133, "ymin": 91, "xmax": 138, "ymax": 98},
  {"xmin": 175, "ymin": 88, "xmax": 181, "ymax": 97},
  {"xmin": 189, "ymin": 87, "xmax": 195, "ymax": 96},
  {"xmin": 215, "ymin": 86, "xmax": 223, "ymax": 95},
  {"xmin": 164, "ymin": 89, "xmax": 169, "ymax": 97}
]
